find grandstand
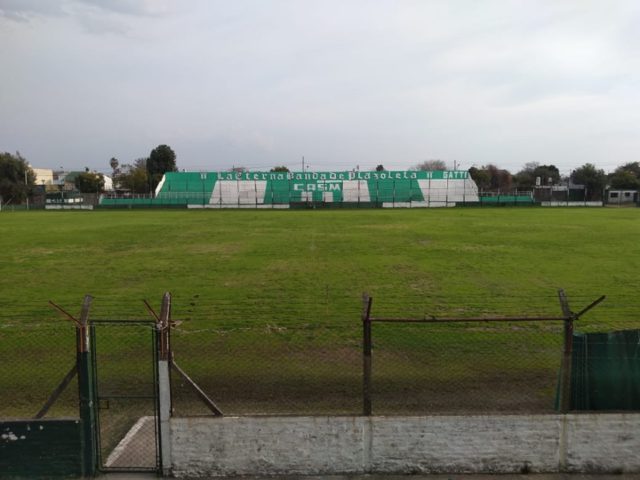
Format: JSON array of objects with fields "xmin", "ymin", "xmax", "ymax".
[{"xmin": 101, "ymin": 170, "xmax": 487, "ymax": 208}]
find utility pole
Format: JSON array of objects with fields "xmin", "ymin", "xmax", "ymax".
[
  {"xmin": 302, "ymin": 156, "xmax": 305, "ymax": 172},
  {"xmin": 24, "ymin": 169, "xmax": 29, "ymax": 210}
]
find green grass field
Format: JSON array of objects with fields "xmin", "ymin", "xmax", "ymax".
[
  {"xmin": 1, "ymin": 207, "xmax": 639, "ymax": 417},
  {"xmin": 1, "ymin": 208, "xmax": 638, "ymax": 323}
]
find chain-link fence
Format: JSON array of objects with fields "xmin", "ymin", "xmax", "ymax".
[
  {"xmin": 0, "ymin": 322, "xmax": 78, "ymax": 418},
  {"xmin": 1, "ymin": 292, "xmax": 638, "ymax": 420},
  {"xmin": 362, "ymin": 292, "xmax": 638, "ymax": 415},
  {"xmin": 369, "ymin": 320, "xmax": 564, "ymax": 414},
  {"xmin": 170, "ymin": 325, "xmax": 362, "ymax": 416}
]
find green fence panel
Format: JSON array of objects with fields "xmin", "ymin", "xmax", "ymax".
[{"xmin": 566, "ymin": 329, "xmax": 640, "ymax": 410}]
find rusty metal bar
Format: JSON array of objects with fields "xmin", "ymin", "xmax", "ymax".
[
  {"xmin": 574, "ymin": 295, "xmax": 606, "ymax": 319},
  {"xmin": 77, "ymin": 295, "xmax": 93, "ymax": 353},
  {"xmin": 370, "ymin": 315, "xmax": 570, "ymax": 323},
  {"xmin": 49, "ymin": 300, "xmax": 81, "ymax": 327},
  {"xmin": 362, "ymin": 293, "xmax": 373, "ymax": 416},
  {"xmin": 76, "ymin": 295, "xmax": 96, "ymax": 476},
  {"xmin": 34, "ymin": 364, "xmax": 78, "ymax": 419},
  {"xmin": 157, "ymin": 292, "xmax": 171, "ymax": 361},
  {"xmin": 144, "ymin": 299, "xmax": 161, "ymax": 323},
  {"xmin": 171, "ymin": 361, "xmax": 223, "ymax": 416}
]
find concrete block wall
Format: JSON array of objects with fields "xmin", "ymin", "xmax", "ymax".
[
  {"xmin": 565, "ymin": 414, "xmax": 640, "ymax": 473},
  {"xmin": 369, "ymin": 415, "xmax": 561, "ymax": 474},
  {"xmin": 170, "ymin": 414, "xmax": 640, "ymax": 477},
  {"xmin": 171, "ymin": 417, "xmax": 365, "ymax": 477}
]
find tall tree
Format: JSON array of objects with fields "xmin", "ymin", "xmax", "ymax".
[
  {"xmin": 468, "ymin": 166, "xmax": 491, "ymax": 190},
  {"xmin": 375, "ymin": 164, "xmax": 385, "ymax": 171},
  {"xmin": 117, "ymin": 158, "xmax": 149, "ymax": 194},
  {"xmin": 469, "ymin": 164, "xmax": 512, "ymax": 192},
  {"xmin": 571, "ymin": 163, "xmax": 606, "ymax": 201},
  {"xmin": 109, "ymin": 157, "xmax": 120, "ymax": 177},
  {"xmin": 608, "ymin": 162, "xmax": 640, "ymax": 190},
  {"xmin": 75, "ymin": 172, "xmax": 105, "ymax": 193},
  {"xmin": 0, "ymin": 151, "xmax": 35, "ymax": 204},
  {"xmin": 514, "ymin": 162, "xmax": 560, "ymax": 189},
  {"xmin": 413, "ymin": 159, "xmax": 447, "ymax": 171},
  {"xmin": 487, "ymin": 164, "xmax": 512, "ymax": 191},
  {"xmin": 146, "ymin": 145, "xmax": 177, "ymax": 192}
]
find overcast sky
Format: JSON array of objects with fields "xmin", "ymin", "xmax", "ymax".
[{"xmin": 1, "ymin": 0, "xmax": 639, "ymax": 175}]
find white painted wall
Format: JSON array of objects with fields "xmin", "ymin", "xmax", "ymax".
[
  {"xmin": 170, "ymin": 414, "xmax": 640, "ymax": 477},
  {"xmin": 342, "ymin": 180, "xmax": 370, "ymax": 202},
  {"xmin": 210, "ymin": 181, "xmax": 267, "ymax": 205},
  {"xmin": 416, "ymin": 178, "xmax": 479, "ymax": 206}
]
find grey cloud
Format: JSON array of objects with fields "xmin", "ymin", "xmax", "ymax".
[
  {"xmin": 0, "ymin": 0, "xmax": 67, "ymax": 21},
  {"xmin": 75, "ymin": 0, "xmax": 174, "ymax": 17},
  {"xmin": 2, "ymin": 0, "xmax": 640, "ymax": 173},
  {"xmin": 76, "ymin": 13, "xmax": 129, "ymax": 35},
  {"xmin": 0, "ymin": 0, "xmax": 175, "ymax": 32}
]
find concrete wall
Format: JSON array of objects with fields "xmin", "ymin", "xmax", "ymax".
[{"xmin": 170, "ymin": 414, "xmax": 640, "ymax": 477}]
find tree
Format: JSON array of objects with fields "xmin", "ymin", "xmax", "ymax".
[
  {"xmin": 413, "ymin": 159, "xmax": 447, "ymax": 171},
  {"xmin": 75, "ymin": 172, "xmax": 105, "ymax": 193},
  {"xmin": 469, "ymin": 164, "xmax": 512, "ymax": 192},
  {"xmin": 468, "ymin": 166, "xmax": 491, "ymax": 190},
  {"xmin": 117, "ymin": 158, "xmax": 149, "ymax": 194},
  {"xmin": 375, "ymin": 165, "xmax": 385, "ymax": 171},
  {"xmin": 109, "ymin": 157, "xmax": 120, "ymax": 177},
  {"xmin": 270, "ymin": 166, "xmax": 290, "ymax": 172},
  {"xmin": 514, "ymin": 162, "xmax": 560, "ymax": 189},
  {"xmin": 487, "ymin": 165, "xmax": 512, "ymax": 191},
  {"xmin": 0, "ymin": 151, "xmax": 35, "ymax": 204},
  {"xmin": 146, "ymin": 145, "xmax": 177, "ymax": 192},
  {"xmin": 571, "ymin": 163, "xmax": 606, "ymax": 200},
  {"xmin": 608, "ymin": 162, "xmax": 640, "ymax": 190}
]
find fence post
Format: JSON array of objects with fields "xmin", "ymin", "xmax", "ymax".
[
  {"xmin": 157, "ymin": 292, "xmax": 172, "ymax": 476},
  {"xmin": 76, "ymin": 295, "xmax": 97, "ymax": 477},
  {"xmin": 558, "ymin": 289, "xmax": 574, "ymax": 413},
  {"xmin": 362, "ymin": 293, "xmax": 373, "ymax": 416}
]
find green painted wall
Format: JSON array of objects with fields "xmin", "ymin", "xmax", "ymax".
[{"xmin": 0, "ymin": 419, "xmax": 83, "ymax": 477}]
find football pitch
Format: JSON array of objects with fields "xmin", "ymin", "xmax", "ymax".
[{"xmin": 1, "ymin": 207, "xmax": 638, "ymax": 323}]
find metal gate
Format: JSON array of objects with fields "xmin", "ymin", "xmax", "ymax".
[{"xmin": 90, "ymin": 321, "xmax": 160, "ymax": 472}]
